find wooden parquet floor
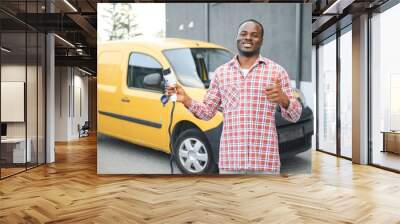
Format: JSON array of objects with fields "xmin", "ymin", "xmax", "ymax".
[{"xmin": 1, "ymin": 135, "xmax": 400, "ymax": 224}]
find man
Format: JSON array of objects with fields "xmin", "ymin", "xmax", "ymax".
[{"xmin": 167, "ymin": 19, "xmax": 302, "ymax": 174}]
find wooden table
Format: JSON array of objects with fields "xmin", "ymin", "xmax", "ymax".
[{"xmin": 381, "ymin": 131, "xmax": 400, "ymax": 154}]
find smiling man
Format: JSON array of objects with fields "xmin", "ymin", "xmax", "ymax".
[{"xmin": 167, "ymin": 19, "xmax": 302, "ymax": 174}]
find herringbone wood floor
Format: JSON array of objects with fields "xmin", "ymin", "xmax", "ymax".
[{"xmin": 1, "ymin": 135, "xmax": 400, "ymax": 224}]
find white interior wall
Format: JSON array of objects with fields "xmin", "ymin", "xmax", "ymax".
[
  {"xmin": 1, "ymin": 65, "xmax": 28, "ymax": 138},
  {"xmin": 54, "ymin": 67, "xmax": 89, "ymax": 141},
  {"xmin": 1, "ymin": 64, "xmax": 25, "ymax": 81},
  {"xmin": 55, "ymin": 67, "xmax": 69, "ymax": 141},
  {"xmin": 1, "ymin": 65, "xmax": 25, "ymax": 143},
  {"xmin": 1, "ymin": 64, "xmax": 46, "ymax": 164}
]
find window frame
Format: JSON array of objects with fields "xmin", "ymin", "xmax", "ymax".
[
  {"xmin": 315, "ymin": 24, "xmax": 353, "ymax": 161},
  {"xmin": 369, "ymin": 1, "xmax": 400, "ymax": 173},
  {"xmin": 126, "ymin": 51, "xmax": 165, "ymax": 93}
]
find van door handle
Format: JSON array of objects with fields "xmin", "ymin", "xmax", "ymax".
[{"xmin": 121, "ymin": 97, "xmax": 130, "ymax": 103}]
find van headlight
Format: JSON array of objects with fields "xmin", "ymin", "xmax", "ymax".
[{"xmin": 293, "ymin": 89, "xmax": 307, "ymax": 108}]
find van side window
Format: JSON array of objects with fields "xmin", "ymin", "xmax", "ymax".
[{"xmin": 127, "ymin": 53, "xmax": 163, "ymax": 91}]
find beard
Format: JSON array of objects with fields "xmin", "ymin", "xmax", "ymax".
[{"xmin": 238, "ymin": 48, "xmax": 259, "ymax": 57}]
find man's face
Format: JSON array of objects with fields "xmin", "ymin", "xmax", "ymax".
[{"xmin": 236, "ymin": 21, "xmax": 263, "ymax": 57}]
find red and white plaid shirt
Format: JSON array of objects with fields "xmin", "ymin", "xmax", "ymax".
[{"xmin": 188, "ymin": 55, "xmax": 302, "ymax": 173}]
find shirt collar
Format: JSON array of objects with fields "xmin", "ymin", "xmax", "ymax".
[{"xmin": 228, "ymin": 54, "xmax": 268, "ymax": 69}]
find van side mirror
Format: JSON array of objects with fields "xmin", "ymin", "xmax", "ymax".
[{"xmin": 143, "ymin": 73, "xmax": 162, "ymax": 87}]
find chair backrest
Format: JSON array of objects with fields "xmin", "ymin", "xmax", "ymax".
[{"xmin": 82, "ymin": 121, "xmax": 90, "ymax": 129}]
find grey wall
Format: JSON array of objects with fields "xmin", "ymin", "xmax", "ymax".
[
  {"xmin": 166, "ymin": 3, "xmax": 312, "ymax": 83},
  {"xmin": 166, "ymin": 4, "xmax": 208, "ymax": 41},
  {"xmin": 301, "ymin": 4, "xmax": 312, "ymax": 83}
]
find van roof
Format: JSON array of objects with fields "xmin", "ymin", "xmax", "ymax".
[{"xmin": 99, "ymin": 38, "xmax": 227, "ymax": 51}]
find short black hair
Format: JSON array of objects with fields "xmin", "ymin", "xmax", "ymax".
[{"xmin": 237, "ymin": 19, "xmax": 264, "ymax": 38}]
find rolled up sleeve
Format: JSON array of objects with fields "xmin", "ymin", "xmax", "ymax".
[
  {"xmin": 186, "ymin": 72, "xmax": 221, "ymax": 121},
  {"xmin": 278, "ymin": 68, "xmax": 302, "ymax": 122}
]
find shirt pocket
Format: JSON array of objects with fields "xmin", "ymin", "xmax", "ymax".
[{"xmin": 221, "ymin": 82, "xmax": 239, "ymax": 112}]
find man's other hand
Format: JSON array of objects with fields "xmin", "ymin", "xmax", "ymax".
[{"xmin": 265, "ymin": 79, "xmax": 289, "ymax": 109}]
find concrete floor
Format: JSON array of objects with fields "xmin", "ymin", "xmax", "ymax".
[{"xmin": 97, "ymin": 134, "xmax": 311, "ymax": 175}]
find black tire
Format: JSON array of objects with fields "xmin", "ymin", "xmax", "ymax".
[{"xmin": 173, "ymin": 128, "xmax": 217, "ymax": 174}]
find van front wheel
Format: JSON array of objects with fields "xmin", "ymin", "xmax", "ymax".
[{"xmin": 174, "ymin": 129, "xmax": 217, "ymax": 174}]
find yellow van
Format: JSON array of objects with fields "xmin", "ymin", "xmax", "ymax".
[
  {"xmin": 98, "ymin": 38, "xmax": 314, "ymax": 174},
  {"xmin": 98, "ymin": 38, "xmax": 232, "ymax": 174}
]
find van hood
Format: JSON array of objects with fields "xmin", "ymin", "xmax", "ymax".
[{"xmin": 182, "ymin": 86, "xmax": 208, "ymax": 102}]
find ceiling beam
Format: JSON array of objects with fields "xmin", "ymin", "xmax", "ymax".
[
  {"xmin": 55, "ymin": 55, "xmax": 96, "ymax": 69},
  {"xmin": 322, "ymin": 0, "xmax": 356, "ymax": 15},
  {"xmin": 66, "ymin": 13, "xmax": 97, "ymax": 46}
]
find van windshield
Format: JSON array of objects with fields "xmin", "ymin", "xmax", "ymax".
[{"xmin": 163, "ymin": 48, "xmax": 233, "ymax": 89}]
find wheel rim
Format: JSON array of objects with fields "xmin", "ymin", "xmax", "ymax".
[{"xmin": 178, "ymin": 137, "xmax": 209, "ymax": 173}]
